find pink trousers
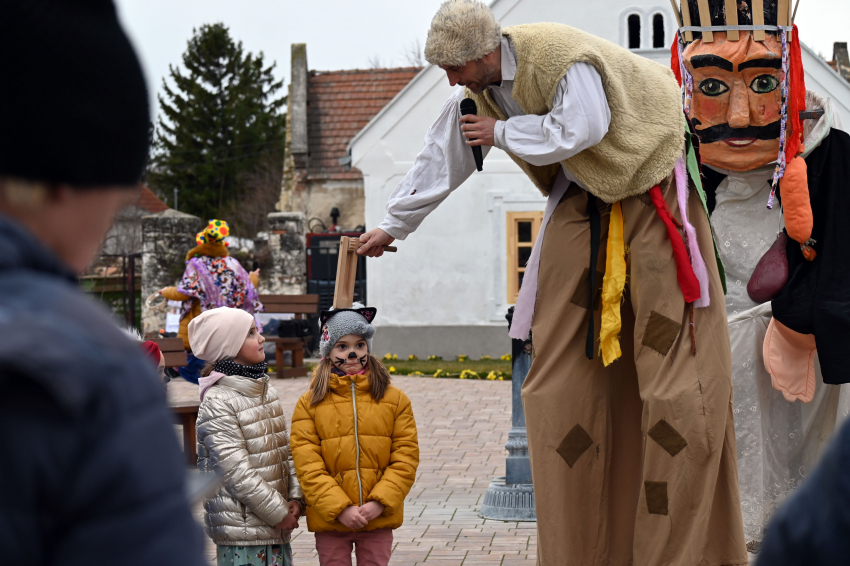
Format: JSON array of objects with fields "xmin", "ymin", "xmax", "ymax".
[{"xmin": 314, "ymin": 528, "xmax": 393, "ymax": 566}]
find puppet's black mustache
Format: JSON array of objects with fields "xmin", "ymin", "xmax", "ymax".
[{"xmin": 692, "ymin": 119, "xmax": 780, "ymax": 144}]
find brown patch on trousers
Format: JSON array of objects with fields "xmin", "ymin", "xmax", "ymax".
[
  {"xmin": 642, "ymin": 310, "xmax": 681, "ymax": 356},
  {"xmin": 569, "ymin": 268, "xmax": 604, "ymax": 311},
  {"xmin": 648, "ymin": 419, "xmax": 688, "ymax": 457},
  {"xmin": 556, "ymin": 424, "xmax": 593, "ymax": 467},
  {"xmin": 644, "ymin": 481, "xmax": 669, "ymax": 515}
]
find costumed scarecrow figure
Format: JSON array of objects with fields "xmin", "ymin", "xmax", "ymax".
[
  {"xmin": 159, "ymin": 219, "xmax": 264, "ymax": 383},
  {"xmin": 358, "ymin": 0, "xmax": 748, "ymax": 563},
  {"xmin": 672, "ymin": 0, "xmax": 850, "ymax": 553}
]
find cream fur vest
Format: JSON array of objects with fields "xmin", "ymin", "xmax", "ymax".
[{"xmin": 467, "ymin": 23, "xmax": 685, "ymax": 202}]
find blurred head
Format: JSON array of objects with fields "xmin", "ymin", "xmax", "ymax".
[
  {"xmin": 233, "ymin": 324, "xmax": 266, "ymax": 366},
  {"xmin": 0, "ymin": 0, "xmax": 150, "ymax": 271},
  {"xmin": 684, "ymin": 32, "xmax": 783, "ymax": 171},
  {"xmin": 425, "ymin": 0, "xmax": 502, "ymax": 93},
  {"xmin": 0, "ymin": 180, "xmax": 141, "ymax": 274}
]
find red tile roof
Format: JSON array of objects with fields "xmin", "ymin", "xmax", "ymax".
[
  {"xmin": 306, "ymin": 67, "xmax": 422, "ymax": 181},
  {"xmin": 136, "ymin": 185, "xmax": 169, "ymax": 213}
]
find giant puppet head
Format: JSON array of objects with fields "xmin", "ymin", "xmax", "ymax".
[
  {"xmin": 672, "ymin": 0, "xmax": 816, "ymax": 259},
  {"xmin": 673, "ymin": 0, "xmax": 805, "ymax": 174}
]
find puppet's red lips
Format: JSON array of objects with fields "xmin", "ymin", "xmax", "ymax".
[{"xmin": 723, "ymin": 137, "xmax": 757, "ymax": 147}]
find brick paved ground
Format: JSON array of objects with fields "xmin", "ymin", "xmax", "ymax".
[{"xmin": 169, "ymin": 375, "xmax": 537, "ymax": 565}]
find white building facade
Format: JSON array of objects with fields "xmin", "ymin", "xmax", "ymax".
[{"xmin": 349, "ymin": 0, "xmax": 850, "ymax": 358}]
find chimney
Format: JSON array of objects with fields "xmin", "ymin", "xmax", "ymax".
[
  {"xmin": 289, "ymin": 43, "xmax": 309, "ymax": 155},
  {"xmin": 834, "ymin": 42, "xmax": 850, "ymax": 82}
]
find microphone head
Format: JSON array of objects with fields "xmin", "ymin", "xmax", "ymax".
[{"xmin": 460, "ymin": 98, "xmax": 478, "ymax": 116}]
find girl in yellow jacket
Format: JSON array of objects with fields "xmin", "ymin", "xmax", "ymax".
[{"xmin": 290, "ymin": 306, "xmax": 419, "ymax": 566}]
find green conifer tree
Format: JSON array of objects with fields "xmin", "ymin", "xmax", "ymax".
[{"xmin": 148, "ymin": 23, "xmax": 285, "ymax": 226}]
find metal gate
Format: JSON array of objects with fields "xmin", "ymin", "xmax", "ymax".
[
  {"xmin": 79, "ymin": 252, "xmax": 142, "ymax": 331},
  {"xmin": 306, "ymin": 232, "xmax": 366, "ymax": 311}
]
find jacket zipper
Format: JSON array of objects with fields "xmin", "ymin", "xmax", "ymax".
[
  {"xmin": 259, "ymin": 377, "xmax": 290, "ymax": 495},
  {"xmin": 350, "ymin": 381, "xmax": 364, "ymax": 506}
]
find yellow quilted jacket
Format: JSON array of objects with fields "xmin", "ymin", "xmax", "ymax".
[{"xmin": 290, "ymin": 372, "xmax": 419, "ymax": 532}]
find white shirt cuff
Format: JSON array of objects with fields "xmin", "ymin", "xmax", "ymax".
[
  {"xmin": 378, "ymin": 214, "xmax": 413, "ymax": 241},
  {"xmin": 494, "ymin": 120, "xmax": 508, "ymax": 151}
]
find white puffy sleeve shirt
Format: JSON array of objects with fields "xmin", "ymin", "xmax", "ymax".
[{"xmin": 378, "ymin": 62, "xmax": 611, "ymax": 240}]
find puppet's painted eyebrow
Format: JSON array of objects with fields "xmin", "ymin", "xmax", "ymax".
[
  {"xmin": 738, "ymin": 58, "xmax": 782, "ymax": 70},
  {"xmin": 690, "ymin": 54, "xmax": 733, "ymax": 71}
]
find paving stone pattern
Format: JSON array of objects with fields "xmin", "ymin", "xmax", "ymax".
[{"xmin": 169, "ymin": 375, "xmax": 537, "ymax": 565}]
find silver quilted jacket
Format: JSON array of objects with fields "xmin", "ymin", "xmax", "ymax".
[{"xmin": 197, "ymin": 374, "xmax": 304, "ymax": 545}]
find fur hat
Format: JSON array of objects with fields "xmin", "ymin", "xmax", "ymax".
[
  {"xmin": 319, "ymin": 306, "xmax": 377, "ymax": 359},
  {"xmin": 424, "ymin": 0, "xmax": 502, "ymax": 67}
]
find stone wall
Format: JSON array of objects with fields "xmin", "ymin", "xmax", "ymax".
[
  {"xmin": 262, "ymin": 212, "xmax": 307, "ymax": 295},
  {"xmin": 141, "ymin": 209, "xmax": 202, "ymax": 335}
]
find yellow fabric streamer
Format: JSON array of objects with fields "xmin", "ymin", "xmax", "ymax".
[{"xmin": 600, "ymin": 202, "xmax": 626, "ymax": 366}]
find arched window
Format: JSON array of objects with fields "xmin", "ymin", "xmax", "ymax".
[
  {"xmin": 652, "ymin": 13, "xmax": 665, "ymax": 48},
  {"xmin": 627, "ymin": 14, "xmax": 641, "ymax": 49}
]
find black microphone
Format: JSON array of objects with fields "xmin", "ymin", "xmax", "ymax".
[{"xmin": 459, "ymin": 98, "xmax": 483, "ymax": 172}]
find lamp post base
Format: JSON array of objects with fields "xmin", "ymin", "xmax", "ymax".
[{"xmin": 479, "ymin": 476, "xmax": 536, "ymax": 521}]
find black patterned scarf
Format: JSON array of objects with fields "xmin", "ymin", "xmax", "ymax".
[{"xmin": 213, "ymin": 358, "xmax": 268, "ymax": 379}]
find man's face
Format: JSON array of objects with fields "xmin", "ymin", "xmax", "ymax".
[
  {"xmin": 439, "ymin": 51, "xmax": 500, "ymax": 94},
  {"xmin": 684, "ymin": 31, "xmax": 783, "ymax": 171}
]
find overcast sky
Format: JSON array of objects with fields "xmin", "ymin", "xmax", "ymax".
[{"xmin": 114, "ymin": 0, "xmax": 849, "ymax": 121}]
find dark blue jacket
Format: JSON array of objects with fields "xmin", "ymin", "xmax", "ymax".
[
  {"xmin": 0, "ymin": 213, "xmax": 205, "ymax": 565},
  {"xmin": 757, "ymin": 415, "xmax": 850, "ymax": 565}
]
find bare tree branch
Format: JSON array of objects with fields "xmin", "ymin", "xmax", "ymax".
[{"xmin": 403, "ymin": 38, "xmax": 424, "ymax": 67}]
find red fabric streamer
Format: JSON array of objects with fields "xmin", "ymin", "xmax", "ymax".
[
  {"xmin": 785, "ymin": 24, "xmax": 807, "ymax": 163},
  {"xmin": 142, "ymin": 340, "xmax": 162, "ymax": 366},
  {"xmin": 648, "ymin": 185, "xmax": 701, "ymax": 303},
  {"xmin": 671, "ymin": 36, "xmax": 682, "ymax": 86}
]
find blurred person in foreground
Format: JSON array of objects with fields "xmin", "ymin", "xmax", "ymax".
[
  {"xmin": 756, "ymin": 416, "xmax": 850, "ymax": 565},
  {"xmin": 0, "ymin": 0, "xmax": 205, "ymax": 564}
]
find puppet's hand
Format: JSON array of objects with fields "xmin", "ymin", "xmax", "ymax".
[
  {"xmin": 358, "ymin": 228, "xmax": 394, "ymax": 257},
  {"xmin": 460, "ymin": 114, "xmax": 496, "ymax": 147}
]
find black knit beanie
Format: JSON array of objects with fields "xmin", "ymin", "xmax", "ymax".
[{"xmin": 0, "ymin": 0, "xmax": 150, "ymax": 187}]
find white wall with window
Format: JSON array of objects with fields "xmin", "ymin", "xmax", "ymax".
[{"xmin": 620, "ymin": 5, "xmax": 675, "ymax": 63}]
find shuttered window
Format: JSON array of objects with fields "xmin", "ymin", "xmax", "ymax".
[{"xmin": 506, "ymin": 211, "xmax": 544, "ymax": 304}]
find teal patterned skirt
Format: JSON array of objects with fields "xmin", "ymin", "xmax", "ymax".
[{"xmin": 216, "ymin": 543, "xmax": 292, "ymax": 566}]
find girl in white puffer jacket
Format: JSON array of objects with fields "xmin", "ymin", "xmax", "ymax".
[{"xmin": 190, "ymin": 307, "xmax": 304, "ymax": 566}]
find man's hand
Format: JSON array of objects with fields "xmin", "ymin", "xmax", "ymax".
[
  {"xmin": 359, "ymin": 501, "xmax": 385, "ymax": 522},
  {"xmin": 337, "ymin": 505, "xmax": 368, "ymax": 529},
  {"xmin": 460, "ymin": 114, "xmax": 497, "ymax": 147},
  {"xmin": 358, "ymin": 228, "xmax": 395, "ymax": 257}
]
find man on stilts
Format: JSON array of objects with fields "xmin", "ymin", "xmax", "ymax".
[{"xmin": 358, "ymin": 1, "xmax": 747, "ymax": 563}]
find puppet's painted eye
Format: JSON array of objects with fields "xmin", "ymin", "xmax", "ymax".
[
  {"xmin": 698, "ymin": 78, "xmax": 729, "ymax": 97},
  {"xmin": 749, "ymin": 75, "xmax": 779, "ymax": 94}
]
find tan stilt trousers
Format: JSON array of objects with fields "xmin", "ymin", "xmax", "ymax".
[{"xmin": 522, "ymin": 178, "xmax": 747, "ymax": 566}]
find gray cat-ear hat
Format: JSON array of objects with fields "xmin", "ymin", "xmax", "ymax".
[{"xmin": 319, "ymin": 306, "xmax": 377, "ymax": 359}]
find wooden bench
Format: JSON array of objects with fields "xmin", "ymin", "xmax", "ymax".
[
  {"xmin": 259, "ymin": 294, "xmax": 320, "ymax": 379},
  {"xmin": 152, "ymin": 336, "xmax": 188, "ymax": 368},
  {"xmin": 171, "ymin": 399, "xmax": 200, "ymax": 466}
]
